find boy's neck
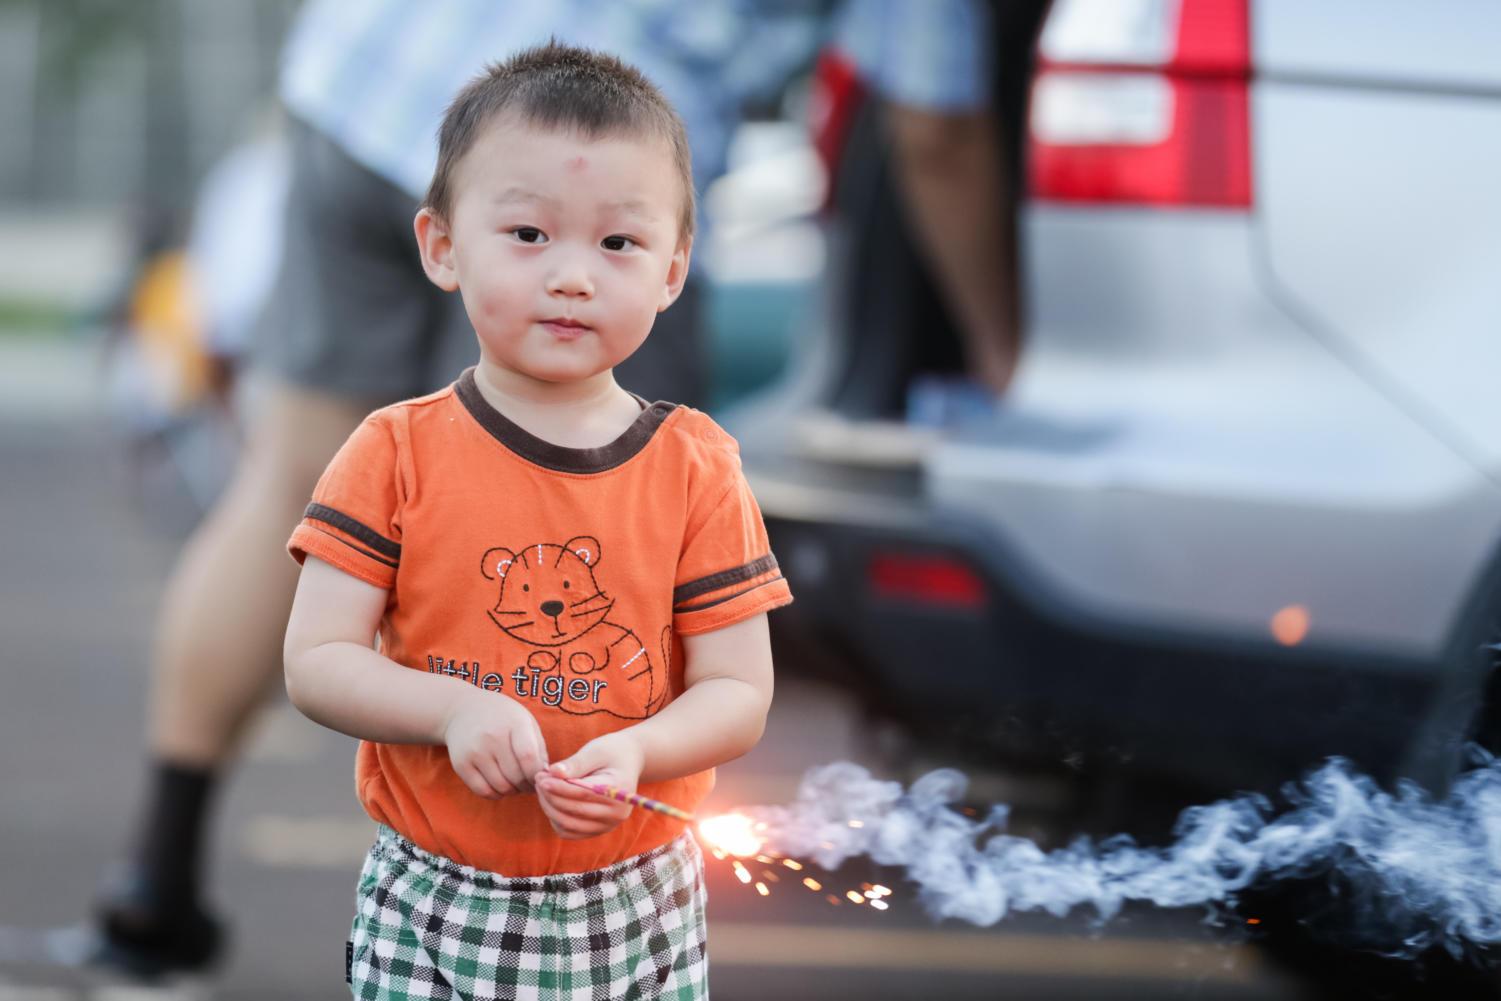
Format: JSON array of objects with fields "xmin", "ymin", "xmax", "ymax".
[
  {"xmin": 473, "ymin": 360, "xmax": 624, "ymax": 411},
  {"xmin": 470, "ymin": 360, "xmax": 643, "ymax": 449}
]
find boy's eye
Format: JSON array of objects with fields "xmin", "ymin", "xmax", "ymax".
[
  {"xmin": 601, "ymin": 235, "xmax": 635, "ymax": 252},
  {"xmin": 511, "ymin": 227, "xmax": 547, "ymax": 244}
]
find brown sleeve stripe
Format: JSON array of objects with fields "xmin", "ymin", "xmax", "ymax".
[
  {"xmin": 304, "ymin": 503, "xmax": 401, "ymax": 560},
  {"xmin": 673, "ymin": 554, "xmax": 779, "ymax": 605},
  {"xmin": 318, "ymin": 530, "xmax": 400, "ymax": 570},
  {"xmin": 674, "ymin": 575, "xmax": 787, "ymax": 613}
]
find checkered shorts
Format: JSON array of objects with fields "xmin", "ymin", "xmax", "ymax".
[{"xmin": 348, "ymin": 826, "xmax": 708, "ymax": 1000}]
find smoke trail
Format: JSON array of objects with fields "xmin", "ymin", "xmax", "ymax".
[{"xmin": 741, "ymin": 752, "xmax": 1501, "ymax": 958}]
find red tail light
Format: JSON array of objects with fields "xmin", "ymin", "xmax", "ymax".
[
  {"xmin": 807, "ymin": 49, "xmax": 867, "ymax": 210},
  {"xmin": 1029, "ymin": 0, "xmax": 1251, "ymax": 208},
  {"xmin": 868, "ymin": 552, "xmax": 986, "ymax": 611}
]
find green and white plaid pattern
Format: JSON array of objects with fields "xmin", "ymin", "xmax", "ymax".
[{"xmin": 349, "ymin": 827, "xmax": 708, "ymax": 1000}]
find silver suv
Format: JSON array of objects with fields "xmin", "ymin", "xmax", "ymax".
[{"xmin": 726, "ymin": 0, "xmax": 1501, "ymax": 804}]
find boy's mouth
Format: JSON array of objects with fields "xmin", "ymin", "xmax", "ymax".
[{"xmin": 539, "ymin": 317, "xmax": 592, "ymax": 338}]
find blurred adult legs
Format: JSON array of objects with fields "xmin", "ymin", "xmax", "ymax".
[
  {"xmin": 97, "ymin": 380, "xmax": 368, "ymax": 974},
  {"xmin": 148, "ymin": 380, "xmax": 370, "ymax": 766}
]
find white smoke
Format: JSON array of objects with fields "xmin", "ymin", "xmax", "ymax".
[{"xmin": 742, "ymin": 753, "xmax": 1501, "ymax": 957}]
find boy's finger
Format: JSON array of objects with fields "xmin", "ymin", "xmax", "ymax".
[
  {"xmin": 548, "ymin": 795, "xmax": 622, "ymax": 824},
  {"xmin": 546, "ymin": 780, "xmax": 633, "ymax": 820},
  {"xmin": 457, "ymin": 761, "xmax": 501, "ymax": 799},
  {"xmin": 545, "ymin": 812, "xmax": 613, "ymax": 840},
  {"xmin": 548, "ymin": 739, "xmax": 611, "ymax": 780},
  {"xmin": 511, "ymin": 729, "xmax": 547, "ymax": 783},
  {"xmin": 453, "ymin": 763, "xmax": 487, "ymax": 799},
  {"xmin": 473, "ymin": 755, "xmax": 516, "ymax": 797},
  {"xmin": 491, "ymin": 751, "xmax": 530, "ymax": 794},
  {"xmin": 538, "ymin": 803, "xmax": 580, "ymax": 839},
  {"xmin": 537, "ymin": 777, "xmax": 606, "ymax": 804},
  {"xmin": 535, "ymin": 788, "xmax": 606, "ymax": 834},
  {"xmin": 537, "ymin": 782, "xmax": 623, "ymax": 821}
]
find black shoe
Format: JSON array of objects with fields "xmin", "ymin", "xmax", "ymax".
[{"xmin": 87, "ymin": 872, "xmax": 225, "ymax": 979}]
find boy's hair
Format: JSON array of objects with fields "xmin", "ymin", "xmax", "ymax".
[{"xmin": 425, "ymin": 41, "xmax": 695, "ymax": 240}]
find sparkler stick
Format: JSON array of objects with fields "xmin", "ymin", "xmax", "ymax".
[{"xmin": 561, "ymin": 777, "xmax": 696, "ymax": 822}]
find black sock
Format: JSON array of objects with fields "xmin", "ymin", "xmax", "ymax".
[{"xmin": 124, "ymin": 760, "xmax": 218, "ymax": 915}]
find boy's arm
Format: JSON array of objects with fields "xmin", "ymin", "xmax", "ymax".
[
  {"xmin": 545, "ymin": 613, "xmax": 773, "ymax": 787},
  {"xmin": 630, "ymin": 613, "xmax": 774, "ymax": 782},
  {"xmin": 284, "ymin": 555, "xmax": 459, "ymax": 743},
  {"xmin": 284, "ymin": 555, "xmax": 547, "ymax": 795}
]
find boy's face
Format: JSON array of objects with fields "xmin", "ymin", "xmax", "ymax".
[{"xmin": 416, "ymin": 118, "xmax": 691, "ymax": 388}]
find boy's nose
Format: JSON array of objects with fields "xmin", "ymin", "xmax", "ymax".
[
  {"xmin": 540, "ymin": 600, "xmax": 565, "ymax": 616},
  {"xmin": 546, "ymin": 255, "xmax": 594, "ymax": 299},
  {"xmin": 548, "ymin": 280, "xmax": 592, "ymax": 299}
]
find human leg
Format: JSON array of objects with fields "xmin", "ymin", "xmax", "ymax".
[
  {"xmin": 149, "ymin": 383, "xmax": 371, "ymax": 767},
  {"xmin": 96, "ymin": 381, "xmax": 370, "ymax": 974}
]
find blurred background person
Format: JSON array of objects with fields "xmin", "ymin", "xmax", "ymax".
[
  {"xmin": 83, "ymin": 0, "xmax": 1032, "ymax": 978},
  {"xmin": 104, "ymin": 114, "xmax": 290, "ymax": 516}
]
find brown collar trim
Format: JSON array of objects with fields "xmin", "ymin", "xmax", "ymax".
[{"xmin": 455, "ymin": 367, "xmax": 677, "ymax": 474}]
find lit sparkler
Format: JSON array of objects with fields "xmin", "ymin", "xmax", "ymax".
[
  {"xmin": 695, "ymin": 812, "xmax": 763, "ymax": 857},
  {"xmin": 695, "ymin": 809, "xmax": 898, "ymax": 915}
]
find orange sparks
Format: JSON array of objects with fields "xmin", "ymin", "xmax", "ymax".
[
  {"xmin": 1246, "ymin": 917, "xmax": 1262, "ymax": 925},
  {"xmin": 826, "ymin": 894, "xmax": 842, "ymax": 906},
  {"xmin": 755, "ymin": 882, "xmax": 770, "ymax": 897},
  {"xmin": 781, "ymin": 859, "xmax": 803, "ymax": 871},
  {"xmin": 761, "ymin": 870, "xmax": 780, "ymax": 883},
  {"xmin": 802, "ymin": 877, "xmax": 823, "ymax": 892},
  {"xmin": 731, "ymin": 861, "xmax": 752, "ymax": 885},
  {"xmin": 846, "ymin": 890, "xmax": 865, "ymax": 904}
]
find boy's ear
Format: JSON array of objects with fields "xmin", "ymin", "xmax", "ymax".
[
  {"xmin": 414, "ymin": 207, "xmax": 459, "ymax": 292},
  {"xmin": 658, "ymin": 236, "xmax": 693, "ymax": 312}
]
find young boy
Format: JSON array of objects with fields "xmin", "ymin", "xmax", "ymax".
[{"xmin": 282, "ymin": 43, "xmax": 792, "ymax": 999}]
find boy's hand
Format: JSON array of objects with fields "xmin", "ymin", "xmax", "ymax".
[
  {"xmin": 534, "ymin": 732, "xmax": 645, "ymax": 840},
  {"xmin": 442, "ymin": 689, "xmax": 548, "ymax": 798}
]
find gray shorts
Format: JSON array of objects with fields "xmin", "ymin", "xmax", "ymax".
[{"xmin": 253, "ymin": 114, "xmax": 706, "ymax": 408}]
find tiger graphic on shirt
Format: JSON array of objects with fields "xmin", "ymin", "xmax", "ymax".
[{"xmin": 480, "ymin": 536, "xmax": 669, "ymax": 720}]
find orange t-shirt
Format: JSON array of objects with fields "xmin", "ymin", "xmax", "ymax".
[{"xmin": 287, "ymin": 368, "xmax": 792, "ymax": 876}]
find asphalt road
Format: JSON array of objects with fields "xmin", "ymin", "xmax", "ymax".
[{"xmin": 0, "ymin": 338, "xmax": 1311, "ymax": 1000}]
